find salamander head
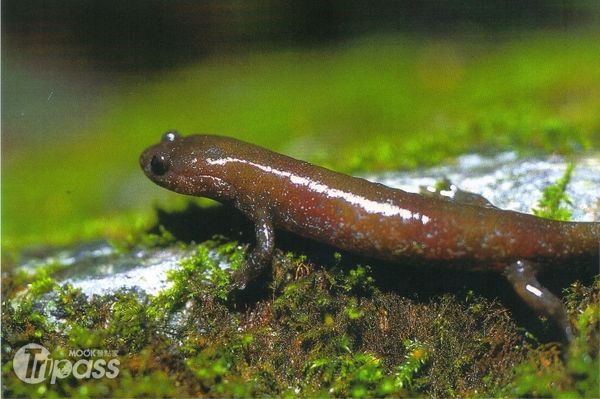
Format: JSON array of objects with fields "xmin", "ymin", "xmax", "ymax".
[{"xmin": 140, "ymin": 131, "xmax": 234, "ymax": 198}]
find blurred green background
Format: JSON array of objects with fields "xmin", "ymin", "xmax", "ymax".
[{"xmin": 2, "ymin": 1, "xmax": 600, "ymax": 250}]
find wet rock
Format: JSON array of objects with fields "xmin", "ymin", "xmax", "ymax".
[{"xmin": 367, "ymin": 151, "xmax": 599, "ymax": 221}]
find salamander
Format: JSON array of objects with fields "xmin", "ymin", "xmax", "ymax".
[{"xmin": 140, "ymin": 131, "xmax": 600, "ymax": 340}]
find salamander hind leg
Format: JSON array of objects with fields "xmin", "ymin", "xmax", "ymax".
[
  {"xmin": 504, "ymin": 260, "xmax": 573, "ymax": 342},
  {"xmin": 230, "ymin": 208, "xmax": 275, "ymax": 291},
  {"xmin": 421, "ymin": 178, "xmax": 497, "ymax": 208}
]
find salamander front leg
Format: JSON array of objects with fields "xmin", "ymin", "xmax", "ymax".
[
  {"xmin": 230, "ymin": 208, "xmax": 275, "ymax": 291},
  {"xmin": 504, "ymin": 260, "xmax": 573, "ymax": 342}
]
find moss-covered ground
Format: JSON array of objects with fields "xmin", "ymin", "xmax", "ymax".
[
  {"xmin": 2, "ymin": 30, "xmax": 600, "ymax": 397},
  {"xmin": 2, "ymin": 233, "xmax": 598, "ymax": 397}
]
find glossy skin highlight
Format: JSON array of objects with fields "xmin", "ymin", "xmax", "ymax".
[{"xmin": 141, "ymin": 131, "xmax": 600, "ymax": 340}]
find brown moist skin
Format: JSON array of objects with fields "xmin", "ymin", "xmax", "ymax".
[{"xmin": 141, "ymin": 131, "xmax": 600, "ymax": 341}]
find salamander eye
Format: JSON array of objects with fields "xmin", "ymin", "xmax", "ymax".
[
  {"xmin": 150, "ymin": 154, "xmax": 170, "ymax": 175},
  {"xmin": 161, "ymin": 130, "xmax": 180, "ymax": 142}
]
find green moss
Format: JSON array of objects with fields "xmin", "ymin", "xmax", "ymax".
[
  {"xmin": 131, "ymin": 224, "xmax": 177, "ymax": 249},
  {"xmin": 3, "ymin": 240, "xmax": 598, "ymax": 397},
  {"xmin": 185, "ymin": 334, "xmax": 263, "ymax": 397},
  {"xmin": 304, "ymin": 339, "xmax": 430, "ymax": 397},
  {"xmin": 340, "ymin": 265, "xmax": 376, "ymax": 296},
  {"xmin": 394, "ymin": 340, "xmax": 430, "ymax": 391},
  {"xmin": 533, "ymin": 163, "xmax": 574, "ymax": 221},
  {"xmin": 148, "ymin": 240, "xmax": 243, "ymax": 320},
  {"xmin": 2, "ymin": 263, "xmax": 66, "ymax": 343},
  {"xmin": 107, "ymin": 293, "xmax": 149, "ymax": 350}
]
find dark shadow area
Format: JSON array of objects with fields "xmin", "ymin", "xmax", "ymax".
[
  {"xmin": 150, "ymin": 202, "xmax": 597, "ymax": 343},
  {"xmin": 3, "ymin": 1, "xmax": 599, "ymax": 72},
  {"xmin": 150, "ymin": 202, "xmax": 255, "ymax": 245}
]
